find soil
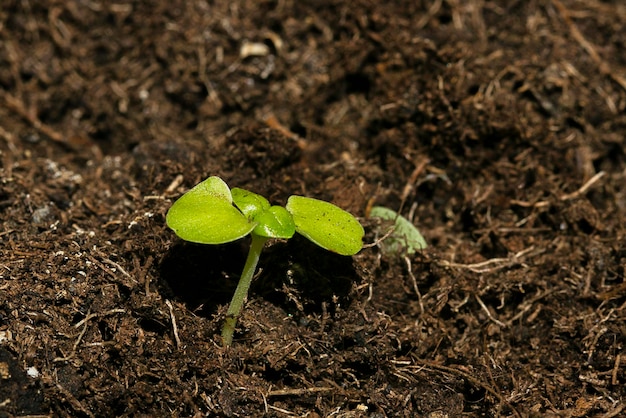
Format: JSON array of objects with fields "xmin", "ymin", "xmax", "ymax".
[{"xmin": 1, "ymin": 1, "xmax": 625, "ymax": 417}]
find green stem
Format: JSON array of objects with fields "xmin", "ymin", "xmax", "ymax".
[{"xmin": 221, "ymin": 233, "xmax": 268, "ymax": 346}]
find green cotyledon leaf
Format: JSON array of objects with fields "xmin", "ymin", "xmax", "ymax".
[
  {"xmin": 252, "ymin": 205, "xmax": 296, "ymax": 239},
  {"xmin": 232, "ymin": 188, "xmax": 295, "ymax": 239},
  {"xmin": 231, "ymin": 187, "xmax": 271, "ymax": 220},
  {"xmin": 166, "ymin": 176, "xmax": 255, "ymax": 244},
  {"xmin": 286, "ymin": 195, "xmax": 364, "ymax": 256},
  {"xmin": 369, "ymin": 206, "xmax": 427, "ymax": 255}
]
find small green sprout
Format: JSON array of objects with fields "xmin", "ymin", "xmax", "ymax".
[
  {"xmin": 370, "ymin": 206, "xmax": 427, "ymax": 255},
  {"xmin": 166, "ymin": 176, "xmax": 364, "ymax": 346}
]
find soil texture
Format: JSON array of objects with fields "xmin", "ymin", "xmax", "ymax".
[{"xmin": 1, "ymin": 1, "xmax": 625, "ymax": 417}]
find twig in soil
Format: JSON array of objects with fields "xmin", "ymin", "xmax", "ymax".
[
  {"xmin": 601, "ymin": 403, "xmax": 625, "ymax": 418},
  {"xmin": 54, "ymin": 309, "xmax": 126, "ymax": 362},
  {"xmin": 509, "ymin": 199, "xmax": 550, "ymax": 209},
  {"xmin": 511, "ymin": 170, "xmax": 606, "ymax": 208},
  {"xmin": 11, "ymin": 415, "xmax": 51, "ymax": 418},
  {"xmin": 261, "ymin": 389, "xmax": 268, "ymax": 414},
  {"xmin": 54, "ymin": 383, "xmax": 96, "ymax": 418},
  {"xmin": 264, "ymin": 113, "xmax": 307, "ymax": 150},
  {"xmin": 475, "ymin": 294, "xmax": 506, "ymax": 328},
  {"xmin": 267, "ymin": 404, "xmax": 296, "ymax": 416},
  {"xmin": 0, "ymin": 125, "xmax": 18, "ymax": 154},
  {"xmin": 439, "ymin": 246, "xmax": 541, "ymax": 274},
  {"xmin": 100, "ymin": 257, "xmax": 132, "ymax": 280},
  {"xmin": 410, "ymin": 357, "xmax": 522, "ymax": 418},
  {"xmin": 582, "ymin": 308, "xmax": 616, "ymax": 363},
  {"xmin": 551, "ymin": 0, "xmax": 626, "ymax": 93},
  {"xmin": 73, "ymin": 309, "xmax": 126, "ymax": 328},
  {"xmin": 0, "ymin": 89, "xmax": 98, "ymax": 154},
  {"xmin": 415, "ymin": 0, "xmax": 443, "ymax": 29},
  {"xmin": 559, "ymin": 171, "xmax": 606, "ymax": 201},
  {"xmin": 0, "ymin": 90, "xmax": 64, "ymax": 144},
  {"xmin": 133, "ymin": 254, "xmax": 154, "ymax": 296},
  {"xmin": 611, "ymin": 353, "xmax": 621, "ymax": 386},
  {"xmin": 71, "ymin": 313, "xmax": 90, "ymax": 355},
  {"xmin": 505, "ymin": 289, "xmax": 554, "ymax": 327},
  {"xmin": 399, "ymin": 158, "xmax": 430, "ymax": 213},
  {"xmin": 265, "ymin": 387, "xmax": 347, "ymax": 416},
  {"xmin": 165, "ymin": 300, "xmax": 182, "ymax": 349},
  {"xmin": 267, "ymin": 387, "xmax": 334, "ymax": 397},
  {"xmin": 361, "ymin": 219, "xmax": 399, "ymax": 250},
  {"xmin": 165, "ymin": 174, "xmax": 184, "ymax": 195},
  {"xmin": 404, "ymin": 256, "xmax": 424, "ymax": 315},
  {"xmin": 0, "ymin": 263, "xmax": 10, "ymax": 275},
  {"xmin": 53, "ymin": 310, "xmax": 90, "ymax": 363},
  {"xmin": 474, "ymin": 227, "xmax": 552, "ymax": 234},
  {"xmin": 87, "ymin": 251, "xmax": 137, "ymax": 286}
]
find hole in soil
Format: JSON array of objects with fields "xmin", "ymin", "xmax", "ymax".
[
  {"xmin": 71, "ymin": 312, "xmax": 86, "ymax": 326},
  {"xmin": 260, "ymin": 361, "xmax": 304, "ymax": 385},
  {"xmin": 137, "ymin": 317, "xmax": 168, "ymax": 334},
  {"xmin": 290, "ymin": 121, "xmax": 307, "ymax": 138},
  {"xmin": 343, "ymin": 360, "xmax": 376, "ymax": 379},
  {"xmin": 464, "ymin": 382, "xmax": 486, "ymax": 404},
  {"xmin": 343, "ymin": 72, "xmax": 371, "ymax": 95},
  {"xmin": 325, "ymin": 72, "xmax": 371, "ymax": 105},
  {"xmin": 437, "ymin": 13, "xmax": 452, "ymax": 24},
  {"xmin": 98, "ymin": 320, "xmax": 115, "ymax": 340},
  {"xmin": 467, "ymin": 84, "xmax": 480, "ymax": 95}
]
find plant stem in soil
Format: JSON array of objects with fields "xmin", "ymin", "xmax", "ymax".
[{"xmin": 221, "ymin": 233, "xmax": 268, "ymax": 346}]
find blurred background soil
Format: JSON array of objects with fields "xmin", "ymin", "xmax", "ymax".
[{"xmin": 1, "ymin": 1, "xmax": 625, "ymax": 416}]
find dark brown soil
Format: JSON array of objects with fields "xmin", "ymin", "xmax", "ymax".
[{"xmin": 1, "ymin": 1, "xmax": 625, "ymax": 417}]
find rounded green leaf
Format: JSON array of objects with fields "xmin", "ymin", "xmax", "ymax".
[
  {"xmin": 286, "ymin": 196, "xmax": 364, "ymax": 255},
  {"xmin": 370, "ymin": 206, "xmax": 427, "ymax": 255},
  {"xmin": 166, "ymin": 177, "xmax": 255, "ymax": 244},
  {"xmin": 231, "ymin": 188, "xmax": 270, "ymax": 220},
  {"xmin": 194, "ymin": 176, "xmax": 234, "ymax": 203},
  {"xmin": 253, "ymin": 205, "xmax": 296, "ymax": 239}
]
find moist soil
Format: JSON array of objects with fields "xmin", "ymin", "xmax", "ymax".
[{"xmin": 1, "ymin": 1, "xmax": 625, "ymax": 417}]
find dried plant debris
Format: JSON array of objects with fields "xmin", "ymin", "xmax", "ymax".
[{"xmin": 1, "ymin": 0, "xmax": 625, "ymax": 416}]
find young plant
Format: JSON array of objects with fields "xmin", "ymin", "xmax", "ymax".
[
  {"xmin": 166, "ymin": 176, "xmax": 364, "ymax": 346},
  {"xmin": 370, "ymin": 206, "xmax": 427, "ymax": 255}
]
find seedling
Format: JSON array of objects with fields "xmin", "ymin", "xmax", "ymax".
[
  {"xmin": 166, "ymin": 176, "xmax": 364, "ymax": 346},
  {"xmin": 370, "ymin": 206, "xmax": 427, "ymax": 255}
]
